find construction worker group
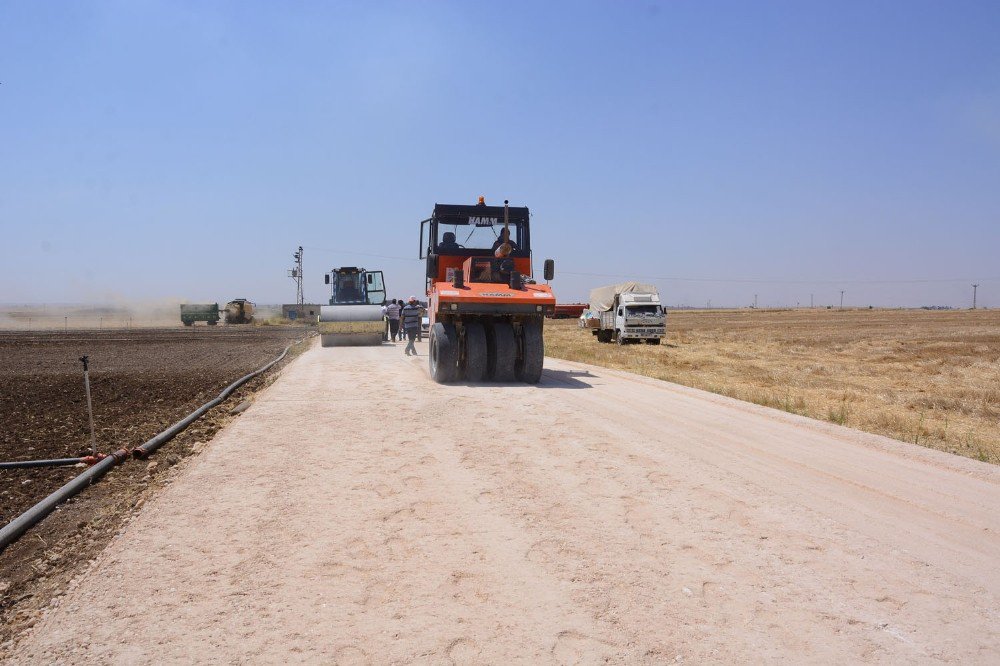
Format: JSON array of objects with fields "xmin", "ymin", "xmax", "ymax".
[{"xmin": 382, "ymin": 297, "xmax": 424, "ymax": 356}]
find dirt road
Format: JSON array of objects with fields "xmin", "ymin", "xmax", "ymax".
[{"xmin": 10, "ymin": 340, "xmax": 1000, "ymax": 663}]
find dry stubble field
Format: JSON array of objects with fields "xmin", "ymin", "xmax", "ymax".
[{"xmin": 546, "ymin": 308, "xmax": 999, "ymax": 464}]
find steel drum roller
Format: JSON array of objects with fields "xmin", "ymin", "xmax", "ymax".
[{"xmin": 318, "ymin": 304, "xmax": 384, "ymax": 347}]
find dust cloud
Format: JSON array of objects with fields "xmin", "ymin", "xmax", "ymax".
[
  {"xmin": 0, "ymin": 299, "xmax": 286, "ymax": 330},
  {"xmin": 2, "ymin": 299, "xmax": 198, "ymax": 330}
]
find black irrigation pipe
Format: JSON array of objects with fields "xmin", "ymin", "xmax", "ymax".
[
  {"xmin": 0, "ymin": 457, "xmax": 94, "ymax": 469},
  {"xmin": 0, "ymin": 450, "xmax": 129, "ymax": 553},
  {"xmin": 132, "ymin": 342, "xmax": 293, "ymax": 459},
  {"xmin": 0, "ymin": 340, "xmax": 303, "ymax": 553}
]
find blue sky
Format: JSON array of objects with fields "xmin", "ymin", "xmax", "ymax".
[{"xmin": 2, "ymin": 1, "xmax": 998, "ymax": 308}]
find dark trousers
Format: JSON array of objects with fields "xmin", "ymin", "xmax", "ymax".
[
  {"xmin": 404, "ymin": 327, "xmax": 418, "ymax": 354},
  {"xmin": 388, "ymin": 319, "xmax": 400, "ymax": 341}
]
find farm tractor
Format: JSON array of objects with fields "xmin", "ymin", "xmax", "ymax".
[
  {"xmin": 318, "ymin": 267, "xmax": 387, "ymax": 347},
  {"xmin": 420, "ymin": 198, "xmax": 556, "ymax": 383},
  {"xmin": 224, "ymin": 299, "xmax": 255, "ymax": 325}
]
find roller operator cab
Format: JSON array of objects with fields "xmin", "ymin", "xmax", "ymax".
[
  {"xmin": 318, "ymin": 267, "xmax": 387, "ymax": 347},
  {"xmin": 420, "ymin": 198, "xmax": 556, "ymax": 383}
]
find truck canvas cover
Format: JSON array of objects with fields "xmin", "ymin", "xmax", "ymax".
[{"xmin": 589, "ymin": 282, "xmax": 659, "ymax": 312}]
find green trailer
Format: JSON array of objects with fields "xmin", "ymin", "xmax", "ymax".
[{"xmin": 180, "ymin": 303, "xmax": 220, "ymax": 326}]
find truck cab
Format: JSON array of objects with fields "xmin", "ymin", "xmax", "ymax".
[
  {"xmin": 605, "ymin": 293, "xmax": 666, "ymax": 344},
  {"xmin": 589, "ymin": 283, "xmax": 666, "ymax": 345}
]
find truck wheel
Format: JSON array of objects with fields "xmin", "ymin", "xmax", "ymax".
[
  {"xmin": 486, "ymin": 320, "xmax": 516, "ymax": 382},
  {"xmin": 516, "ymin": 319, "xmax": 544, "ymax": 384},
  {"xmin": 463, "ymin": 321, "xmax": 488, "ymax": 382},
  {"xmin": 208, "ymin": 321, "xmax": 217, "ymax": 326},
  {"xmin": 183, "ymin": 321, "xmax": 193, "ymax": 327},
  {"xmin": 429, "ymin": 322, "xmax": 458, "ymax": 383},
  {"xmin": 647, "ymin": 338, "xmax": 660, "ymax": 345}
]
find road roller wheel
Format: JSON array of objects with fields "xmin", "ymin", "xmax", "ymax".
[
  {"xmin": 516, "ymin": 318, "xmax": 544, "ymax": 384},
  {"xmin": 463, "ymin": 321, "xmax": 488, "ymax": 382},
  {"xmin": 429, "ymin": 322, "xmax": 458, "ymax": 383},
  {"xmin": 486, "ymin": 320, "xmax": 516, "ymax": 382}
]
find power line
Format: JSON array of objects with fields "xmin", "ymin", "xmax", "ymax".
[
  {"xmin": 302, "ymin": 249, "xmax": 998, "ymax": 293},
  {"xmin": 560, "ymin": 270, "xmax": 1000, "ymax": 286},
  {"xmin": 305, "ymin": 246, "xmax": 419, "ymax": 262}
]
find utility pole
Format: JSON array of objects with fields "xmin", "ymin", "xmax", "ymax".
[
  {"xmin": 810, "ymin": 293, "xmax": 814, "ymax": 308},
  {"xmin": 288, "ymin": 246, "xmax": 304, "ymax": 305},
  {"xmin": 839, "ymin": 290, "xmax": 845, "ymax": 309},
  {"xmin": 972, "ymin": 284, "xmax": 979, "ymax": 309},
  {"xmin": 753, "ymin": 294, "xmax": 758, "ymax": 309}
]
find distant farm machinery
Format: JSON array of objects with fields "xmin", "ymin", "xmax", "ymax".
[{"xmin": 179, "ymin": 299, "xmax": 255, "ymax": 326}]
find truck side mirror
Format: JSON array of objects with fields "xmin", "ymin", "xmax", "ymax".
[
  {"xmin": 426, "ymin": 254, "xmax": 439, "ymax": 280},
  {"xmin": 367, "ymin": 273, "xmax": 373, "ymax": 284},
  {"xmin": 543, "ymin": 259, "xmax": 555, "ymax": 282},
  {"xmin": 324, "ymin": 274, "xmax": 330, "ymax": 285}
]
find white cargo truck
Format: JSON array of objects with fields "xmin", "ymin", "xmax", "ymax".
[{"xmin": 587, "ymin": 282, "xmax": 666, "ymax": 345}]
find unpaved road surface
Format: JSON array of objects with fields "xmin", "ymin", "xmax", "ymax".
[{"xmin": 11, "ymin": 340, "xmax": 1000, "ymax": 663}]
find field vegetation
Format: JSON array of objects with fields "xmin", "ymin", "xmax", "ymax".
[{"xmin": 546, "ymin": 309, "xmax": 999, "ymax": 464}]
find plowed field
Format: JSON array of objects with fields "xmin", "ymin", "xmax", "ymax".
[{"xmin": 0, "ymin": 327, "xmax": 309, "ymax": 643}]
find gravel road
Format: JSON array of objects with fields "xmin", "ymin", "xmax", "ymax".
[{"xmin": 11, "ymin": 340, "xmax": 1000, "ymax": 663}]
